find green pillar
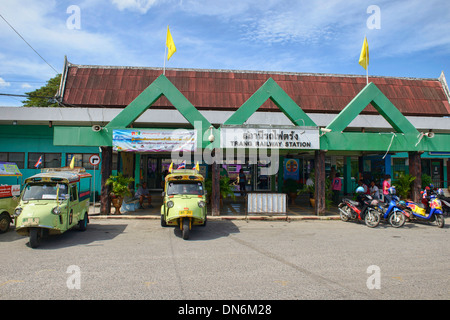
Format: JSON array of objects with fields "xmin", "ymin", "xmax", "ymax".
[{"xmin": 134, "ymin": 153, "xmax": 141, "ymax": 187}]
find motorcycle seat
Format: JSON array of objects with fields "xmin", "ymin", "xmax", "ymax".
[{"xmin": 347, "ymin": 200, "xmax": 360, "ymax": 206}]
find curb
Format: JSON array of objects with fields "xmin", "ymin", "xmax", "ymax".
[{"xmin": 89, "ymin": 214, "xmax": 341, "ymax": 221}]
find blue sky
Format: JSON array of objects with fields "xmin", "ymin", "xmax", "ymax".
[{"xmin": 1, "ymin": 0, "xmax": 449, "ymax": 107}]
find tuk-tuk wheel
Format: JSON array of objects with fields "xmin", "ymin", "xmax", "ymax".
[
  {"xmin": 78, "ymin": 214, "xmax": 88, "ymax": 231},
  {"xmin": 29, "ymin": 228, "xmax": 41, "ymax": 248},
  {"xmin": 0, "ymin": 213, "xmax": 11, "ymax": 234},
  {"xmin": 182, "ymin": 219, "xmax": 190, "ymax": 240}
]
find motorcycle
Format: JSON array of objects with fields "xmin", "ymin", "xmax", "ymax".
[
  {"xmin": 437, "ymin": 189, "xmax": 450, "ymax": 217},
  {"xmin": 377, "ymin": 194, "xmax": 407, "ymax": 228},
  {"xmin": 338, "ymin": 193, "xmax": 381, "ymax": 228},
  {"xmin": 404, "ymin": 190, "xmax": 445, "ymax": 228}
]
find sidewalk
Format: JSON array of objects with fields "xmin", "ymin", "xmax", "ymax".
[{"xmin": 89, "ymin": 193, "xmax": 341, "ymax": 221}]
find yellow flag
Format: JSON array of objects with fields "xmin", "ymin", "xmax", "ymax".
[
  {"xmin": 166, "ymin": 26, "xmax": 176, "ymax": 60},
  {"xmin": 359, "ymin": 36, "xmax": 369, "ymax": 70},
  {"xmin": 195, "ymin": 161, "xmax": 200, "ymax": 171},
  {"xmin": 168, "ymin": 162, "xmax": 173, "ymax": 173},
  {"xmin": 69, "ymin": 156, "xmax": 75, "ymax": 169}
]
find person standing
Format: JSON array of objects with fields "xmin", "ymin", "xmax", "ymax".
[
  {"xmin": 239, "ymin": 168, "xmax": 246, "ymax": 196},
  {"xmin": 382, "ymin": 174, "xmax": 391, "ymax": 202},
  {"xmin": 331, "ymin": 173, "xmax": 342, "ymax": 204}
]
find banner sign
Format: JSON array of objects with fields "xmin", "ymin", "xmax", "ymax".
[
  {"xmin": 113, "ymin": 129, "xmax": 197, "ymax": 152},
  {"xmin": 0, "ymin": 162, "xmax": 22, "ymax": 176},
  {"xmin": 220, "ymin": 126, "xmax": 319, "ymax": 149},
  {"xmin": 0, "ymin": 185, "xmax": 20, "ymax": 198}
]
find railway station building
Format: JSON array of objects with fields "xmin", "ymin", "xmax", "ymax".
[{"xmin": 2, "ymin": 58, "xmax": 450, "ymax": 215}]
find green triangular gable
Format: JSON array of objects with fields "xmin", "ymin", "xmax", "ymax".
[
  {"xmin": 107, "ymin": 74, "xmax": 211, "ymax": 130},
  {"xmin": 224, "ymin": 78, "xmax": 316, "ymax": 126},
  {"xmin": 326, "ymin": 82, "xmax": 419, "ymax": 135}
]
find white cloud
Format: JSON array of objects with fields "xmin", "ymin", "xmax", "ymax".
[
  {"xmin": 111, "ymin": 0, "xmax": 158, "ymax": 14},
  {"xmin": 0, "ymin": 77, "xmax": 11, "ymax": 87}
]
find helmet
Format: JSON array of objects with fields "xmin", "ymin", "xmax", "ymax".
[
  {"xmin": 355, "ymin": 186, "xmax": 365, "ymax": 193},
  {"xmin": 437, "ymin": 188, "xmax": 444, "ymax": 196},
  {"xmin": 388, "ymin": 186, "xmax": 396, "ymax": 195},
  {"xmin": 398, "ymin": 200, "xmax": 406, "ymax": 208}
]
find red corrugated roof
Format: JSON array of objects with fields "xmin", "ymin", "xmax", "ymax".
[{"xmin": 60, "ymin": 63, "xmax": 450, "ymax": 116}]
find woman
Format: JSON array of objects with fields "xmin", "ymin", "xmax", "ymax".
[{"xmin": 382, "ymin": 174, "xmax": 391, "ymax": 202}]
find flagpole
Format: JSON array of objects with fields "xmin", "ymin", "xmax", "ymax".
[
  {"xmin": 366, "ymin": 45, "xmax": 369, "ymax": 85},
  {"xmin": 163, "ymin": 42, "xmax": 167, "ymax": 75},
  {"xmin": 365, "ymin": 35, "xmax": 368, "ymax": 85}
]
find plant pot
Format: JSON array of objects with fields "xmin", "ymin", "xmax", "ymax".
[{"xmin": 111, "ymin": 197, "xmax": 123, "ymax": 214}]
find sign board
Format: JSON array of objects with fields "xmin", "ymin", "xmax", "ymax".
[
  {"xmin": 89, "ymin": 154, "xmax": 101, "ymax": 167},
  {"xmin": 220, "ymin": 126, "xmax": 320, "ymax": 150},
  {"xmin": 0, "ymin": 185, "xmax": 20, "ymax": 198},
  {"xmin": 0, "ymin": 162, "xmax": 22, "ymax": 176},
  {"xmin": 113, "ymin": 129, "xmax": 197, "ymax": 152}
]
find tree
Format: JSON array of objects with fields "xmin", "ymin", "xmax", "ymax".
[{"xmin": 22, "ymin": 74, "xmax": 61, "ymax": 107}]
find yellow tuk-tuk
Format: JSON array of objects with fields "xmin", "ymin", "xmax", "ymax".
[
  {"xmin": 0, "ymin": 162, "xmax": 22, "ymax": 233},
  {"xmin": 14, "ymin": 167, "xmax": 91, "ymax": 248},
  {"xmin": 161, "ymin": 169, "xmax": 207, "ymax": 240}
]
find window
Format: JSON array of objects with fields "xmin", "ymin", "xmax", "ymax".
[
  {"xmin": 28, "ymin": 153, "xmax": 61, "ymax": 169},
  {"xmin": 0, "ymin": 152, "xmax": 25, "ymax": 169}
]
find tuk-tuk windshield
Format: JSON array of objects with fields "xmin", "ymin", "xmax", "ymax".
[
  {"xmin": 167, "ymin": 181, "xmax": 203, "ymax": 196},
  {"xmin": 22, "ymin": 183, "xmax": 68, "ymax": 201}
]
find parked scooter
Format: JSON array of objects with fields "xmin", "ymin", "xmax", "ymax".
[
  {"xmin": 377, "ymin": 187, "xmax": 407, "ymax": 228},
  {"xmin": 437, "ymin": 189, "xmax": 450, "ymax": 217},
  {"xmin": 404, "ymin": 188, "xmax": 445, "ymax": 228},
  {"xmin": 338, "ymin": 186, "xmax": 381, "ymax": 228}
]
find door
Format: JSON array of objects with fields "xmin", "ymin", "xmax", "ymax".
[
  {"xmin": 431, "ymin": 160, "xmax": 443, "ymax": 187},
  {"xmin": 68, "ymin": 184, "xmax": 79, "ymax": 229}
]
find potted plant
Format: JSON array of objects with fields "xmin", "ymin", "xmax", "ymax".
[
  {"xmin": 205, "ymin": 176, "xmax": 236, "ymax": 207},
  {"xmin": 283, "ymin": 178, "xmax": 299, "ymax": 204},
  {"xmin": 105, "ymin": 173, "xmax": 134, "ymax": 214},
  {"xmin": 394, "ymin": 173, "xmax": 416, "ymax": 200},
  {"xmin": 298, "ymin": 171, "xmax": 315, "ymax": 207}
]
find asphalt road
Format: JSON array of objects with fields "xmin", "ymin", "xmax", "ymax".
[{"xmin": 1, "ymin": 218, "xmax": 449, "ymax": 301}]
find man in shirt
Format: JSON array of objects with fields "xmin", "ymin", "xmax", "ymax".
[
  {"xmin": 135, "ymin": 182, "xmax": 152, "ymax": 208},
  {"xmin": 369, "ymin": 181, "xmax": 380, "ymax": 199}
]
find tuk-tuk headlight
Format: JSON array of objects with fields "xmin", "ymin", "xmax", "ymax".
[
  {"xmin": 52, "ymin": 206, "xmax": 62, "ymax": 215},
  {"xmin": 167, "ymin": 201, "xmax": 174, "ymax": 208},
  {"xmin": 198, "ymin": 201, "xmax": 206, "ymax": 208},
  {"xmin": 14, "ymin": 207, "xmax": 23, "ymax": 217}
]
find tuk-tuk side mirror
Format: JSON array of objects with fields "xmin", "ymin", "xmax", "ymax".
[{"xmin": 161, "ymin": 192, "xmax": 165, "ymax": 197}]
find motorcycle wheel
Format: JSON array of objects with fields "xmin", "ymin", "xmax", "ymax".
[
  {"xmin": 365, "ymin": 209, "xmax": 380, "ymax": 228},
  {"xmin": 434, "ymin": 215, "xmax": 445, "ymax": 228},
  {"xmin": 339, "ymin": 204, "xmax": 350, "ymax": 222},
  {"xmin": 182, "ymin": 218, "xmax": 190, "ymax": 240},
  {"xmin": 389, "ymin": 212, "xmax": 406, "ymax": 228}
]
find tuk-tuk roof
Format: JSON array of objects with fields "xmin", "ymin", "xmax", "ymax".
[
  {"xmin": 25, "ymin": 167, "xmax": 92, "ymax": 184},
  {"xmin": 166, "ymin": 169, "xmax": 204, "ymax": 182},
  {"xmin": 0, "ymin": 162, "xmax": 22, "ymax": 177}
]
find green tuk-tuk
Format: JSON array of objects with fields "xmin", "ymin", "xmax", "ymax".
[
  {"xmin": 161, "ymin": 169, "xmax": 207, "ymax": 240},
  {"xmin": 14, "ymin": 167, "xmax": 92, "ymax": 248},
  {"xmin": 0, "ymin": 162, "xmax": 22, "ymax": 233}
]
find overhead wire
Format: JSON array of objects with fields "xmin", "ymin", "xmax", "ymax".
[{"xmin": 0, "ymin": 13, "xmax": 59, "ymax": 74}]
